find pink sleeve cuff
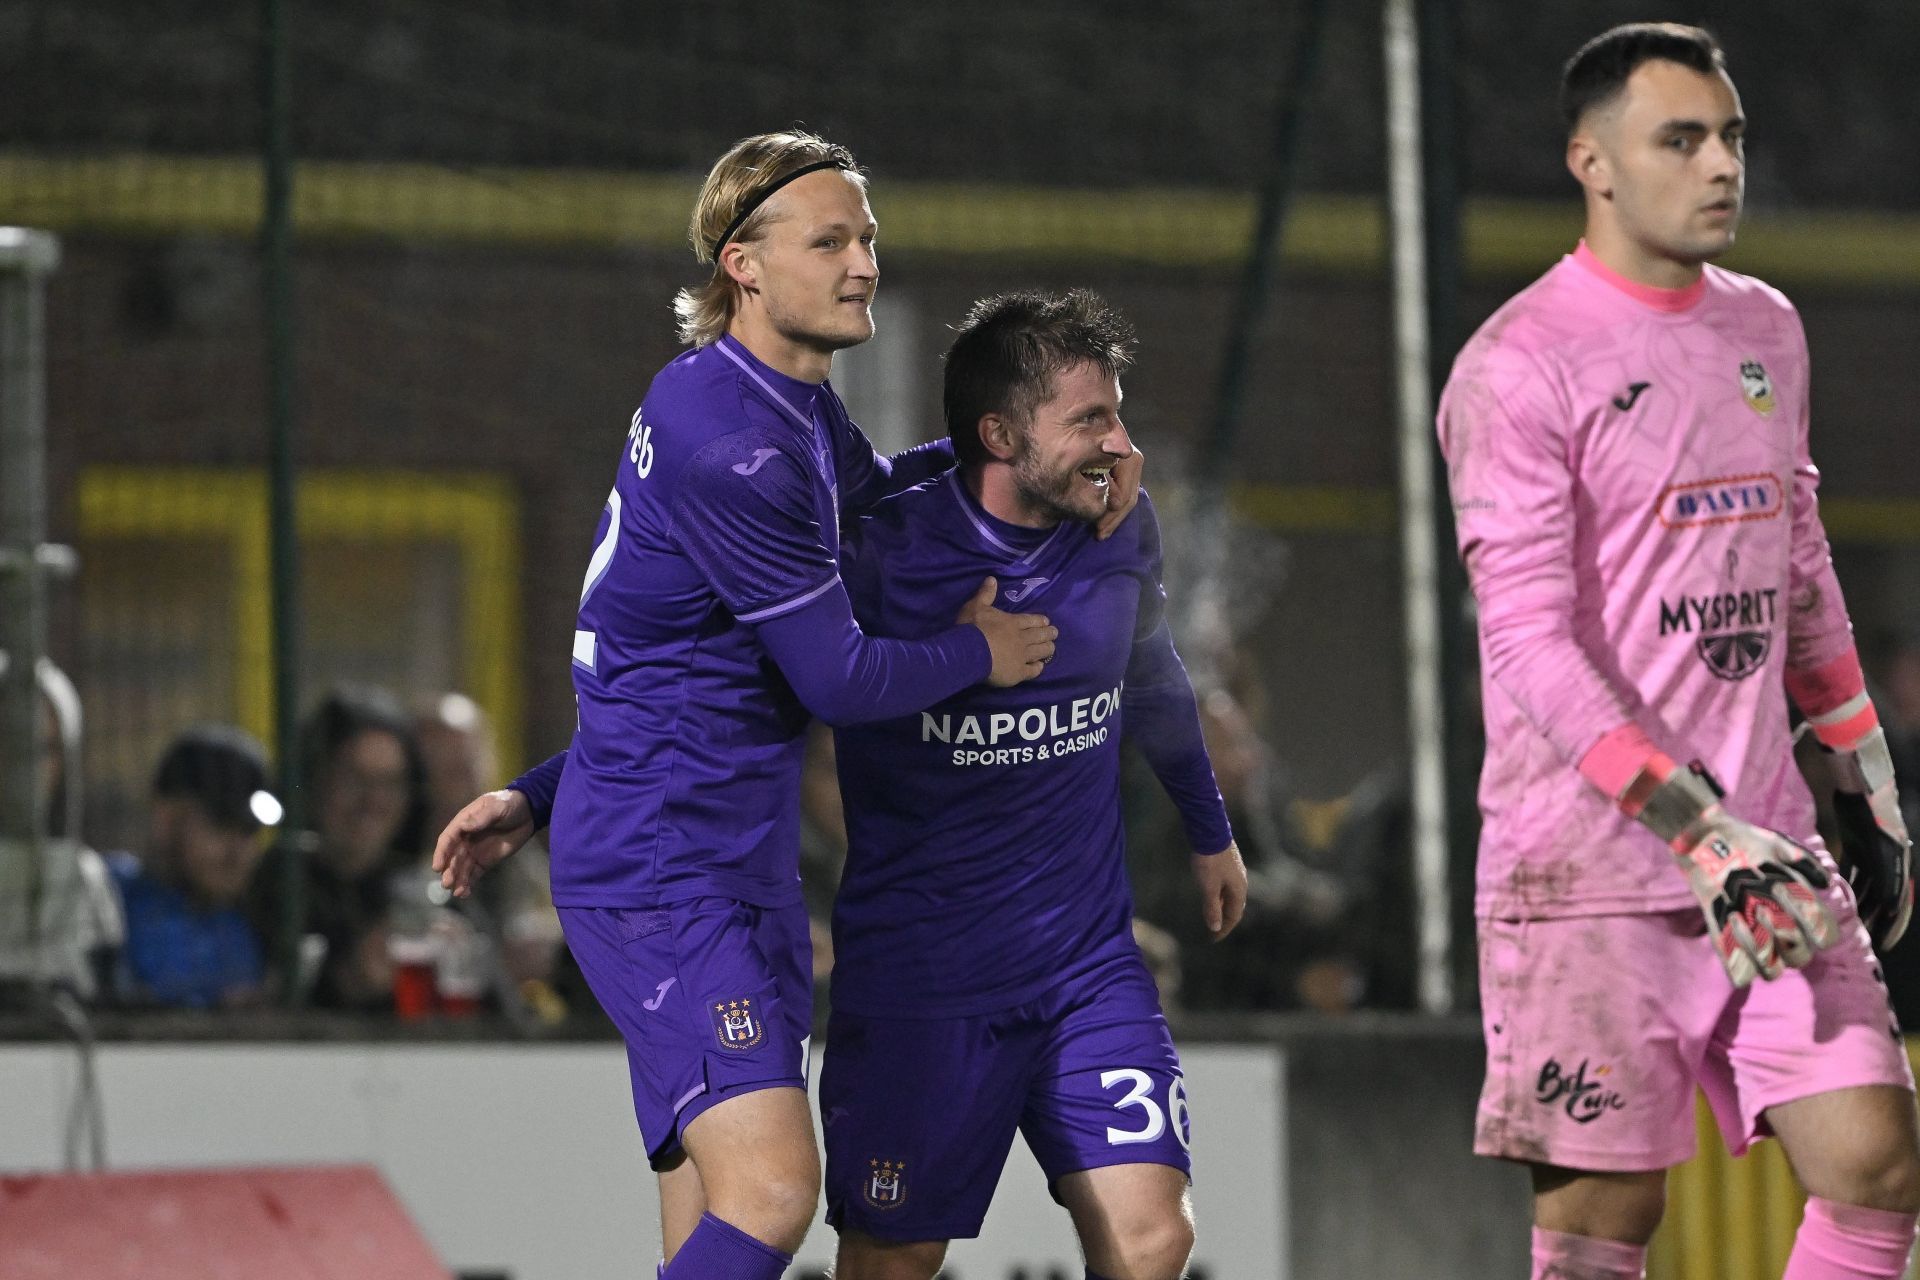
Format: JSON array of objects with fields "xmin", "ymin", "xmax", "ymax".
[
  {"xmin": 1784, "ymin": 650, "xmax": 1867, "ymax": 719},
  {"xmin": 1785, "ymin": 650, "xmax": 1880, "ymax": 749},
  {"xmin": 1577, "ymin": 723, "xmax": 1665, "ymax": 803}
]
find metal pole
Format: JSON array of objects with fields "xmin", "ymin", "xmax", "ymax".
[
  {"xmin": 1383, "ymin": 0, "xmax": 1453, "ymax": 1013},
  {"xmin": 1416, "ymin": 0, "xmax": 1481, "ymax": 1007},
  {"xmin": 261, "ymin": 0, "xmax": 306, "ymax": 1003},
  {"xmin": 1197, "ymin": 0, "xmax": 1333, "ymax": 489},
  {"xmin": 0, "ymin": 227, "xmax": 62, "ymax": 956}
]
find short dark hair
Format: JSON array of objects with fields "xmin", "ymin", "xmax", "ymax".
[
  {"xmin": 153, "ymin": 724, "xmax": 279, "ymax": 833},
  {"xmin": 943, "ymin": 289, "xmax": 1135, "ymax": 467},
  {"xmin": 1560, "ymin": 23, "xmax": 1726, "ymax": 133},
  {"xmin": 298, "ymin": 685, "xmax": 429, "ymax": 864}
]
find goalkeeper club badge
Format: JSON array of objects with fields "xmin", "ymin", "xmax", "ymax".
[
  {"xmin": 862, "ymin": 1159, "xmax": 908, "ymax": 1211},
  {"xmin": 711, "ymin": 998, "xmax": 764, "ymax": 1050},
  {"xmin": 1739, "ymin": 359, "xmax": 1776, "ymax": 416}
]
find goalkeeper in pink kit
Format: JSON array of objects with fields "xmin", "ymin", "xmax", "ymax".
[{"xmin": 1439, "ymin": 23, "xmax": 1920, "ymax": 1280}]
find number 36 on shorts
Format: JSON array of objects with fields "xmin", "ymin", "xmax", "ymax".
[{"xmin": 1099, "ymin": 1068, "xmax": 1192, "ymax": 1149}]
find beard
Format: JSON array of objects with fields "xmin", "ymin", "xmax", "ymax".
[{"xmin": 1010, "ymin": 441, "xmax": 1109, "ymax": 527}]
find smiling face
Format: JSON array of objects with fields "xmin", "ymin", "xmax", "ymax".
[
  {"xmin": 1570, "ymin": 58, "xmax": 1746, "ymax": 279},
  {"xmin": 316, "ymin": 728, "xmax": 413, "ymax": 879},
  {"xmin": 1000, "ymin": 359, "xmax": 1133, "ymax": 527},
  {"xmin": 723, "ymin": 168, "xmax": 878, "ymax": 379}
]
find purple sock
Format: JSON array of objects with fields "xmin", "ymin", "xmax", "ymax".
[{"xmin": 660, "ymin": 1212, "xmax": 791, "ymax": 1280}]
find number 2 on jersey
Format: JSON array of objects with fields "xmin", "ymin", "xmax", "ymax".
[{"xmin": 573, "ymin": 487, "xmax": 621, "ymax": 673}]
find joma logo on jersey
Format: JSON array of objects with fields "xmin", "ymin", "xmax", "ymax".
[
  {"xmin": 711, "ymin": 998, "xmax": 764, "ymax": 1050},
  {"xmin": 1657, "ymin": 474, "xmax": 1783, "ymax": 528},
  {"xmin": 1003, "ymin": 576, "xmax": 1051, "ymax": 604},
  {"xmin": 1657, "ymin": 588, "xmax": 1778, "ymax": 681},
  {"xmin": 862, "ymin": 1159, "xmax": 908, "ymax": 1211},
  {"xmin": 1739, "ymin": 360, "xmax": 1776, "ymax": 415},
  {"xmin": 732, "ymin": 447, "xmax": 780, "ymax": 477}
]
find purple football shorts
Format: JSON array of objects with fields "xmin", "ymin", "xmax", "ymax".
[
  {"xmin": 559, "ymin": 897, "xmax": 811, "ymax": 1169},
  {"xmin": 822, "ymin": 948, "xmax": 1190, "ymax": 1242}
]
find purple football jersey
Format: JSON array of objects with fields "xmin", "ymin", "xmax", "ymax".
[
  {"xmin": 547, "ymin": 336, "xmax": 983, "ymax": 909},
  {"xmin": 831, "ymin": 475, "xmax": 1232, "ymax": 1017}
]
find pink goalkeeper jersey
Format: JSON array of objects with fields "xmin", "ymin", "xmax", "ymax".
[{"xmin": 1438, "ymin": 243, "xmax": 1857, "ymax": 920}]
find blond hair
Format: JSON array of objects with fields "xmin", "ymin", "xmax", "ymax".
[{"xmin": 672, "ymin": 131, "xmax": 863, "ymax": 347}]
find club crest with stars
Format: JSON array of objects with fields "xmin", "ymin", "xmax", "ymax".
[
  {"xmin": 1738, "ymin": 359, "xmax": 1775, "ymax": 416},
  {"xmin": 862, "ymin": 1158, "xmax": 908, "ymax": 1210},
  {"xmin": 710, "ymin": 996, "xmax": 764, "ymax": 1050}
]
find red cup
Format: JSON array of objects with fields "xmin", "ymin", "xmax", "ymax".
[{"xmin": 389, "ymin": 934, "xmax": 439, "ymax": 1019}]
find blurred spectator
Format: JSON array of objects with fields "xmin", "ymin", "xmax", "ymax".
[
  {"xmin": 1328, "ymin": 762, "xmax": 1418, "ymax": 1009},
  {"xmin": 0, "ymin": 665, "xmax": 124, "ymax": 1003},
  {"xmin": 1864, "ymin": 635, "xmax": 1920, "ymax": 1029},
  {"xmin": 1125, "ymin": 685, "xmax": 1351, "ymax": 1013},
  {"xmin": 107, "ymin": 726, "xmax": 280, "ymax": 1008},
  {"xmin": 249, "ymin": 686, "xmax": 428, "ymax": 1011},
  {"xmin": 414, "ymin": 692, "xmax": 565, "ymax": 1003},
  {"xmin": 1131, "ymin": 917, "xmax": 1183, "ymax": 1013},
  {"xmin": 416, "ymin": 692, "xmax": 500, "ymax": 843},
  {"xmin": 1880, "ymin": 636, "xmax": 1920, "ymax": 831},
  {"xmin": 800, "ymin": 724, "xmax": 847, "ymax": 1017}
]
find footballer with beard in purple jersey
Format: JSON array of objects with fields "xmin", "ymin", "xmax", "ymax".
[{"xmin": 822, "ymin": 290, "xmax": 1247, "ymax": 1280}]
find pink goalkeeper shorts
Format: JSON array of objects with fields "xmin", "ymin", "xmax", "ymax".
[{"xmin": 1475, "ymin": 874, "xmax": 1912, "ymax": 1171}]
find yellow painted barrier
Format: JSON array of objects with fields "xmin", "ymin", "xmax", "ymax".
[
  {"xmin": 76, "ymin": 467, "xmax": 524, "ymax": 773},
  {"xmin": 9, "ymin": 151, "xmax": 1920, "ymax": 287},
  {"xmin": 1648, "ymin": 1040, "xmax": 1920, "ymax": 1279}
]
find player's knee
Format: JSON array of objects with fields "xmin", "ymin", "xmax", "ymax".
[
  {"xmin": 758, "ymin": 1169, "xmax": 823, "ymax": 1244},
  {"xmin": 711, "ymin": 1164, "xmax": 819, "ymax": 1252},
  {"xmin": 1533, "ymin": 1168, "xmax": 1666, "ymax": 1244},
  {"xmin": 1109, "ymin": 1205, "xmax": 1195, "ymax": 1279},
  {"xmin": 834, "ymin": 1235, "xmax": 948, "ymax": 1280},
  {"xmin": 1848, "ymin": 1145, "xmax": 1920, "ymax": 1215}
]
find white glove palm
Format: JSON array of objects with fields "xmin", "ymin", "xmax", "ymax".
[{"xmin": 1671, "ymin": 807, "xmax": 1840, "ymax": 988}]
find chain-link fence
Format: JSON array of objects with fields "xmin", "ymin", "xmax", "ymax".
[{"xmin": 4, "ymin": 0, "xmax": 1920, "ymax": 1026}]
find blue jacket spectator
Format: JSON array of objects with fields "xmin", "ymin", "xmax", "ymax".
[{"xmin": 109, "ymin": 726, "xmax": 282, "ymax": 1008}]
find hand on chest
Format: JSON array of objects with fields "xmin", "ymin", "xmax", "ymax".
[{"xmin": 888, "ymin": 559, "xmax": 1141, "ymax": 689}]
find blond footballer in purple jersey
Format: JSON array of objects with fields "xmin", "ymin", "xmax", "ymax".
[
  {"xmin": 1438, "ymin": 25, "xmax": 1918, "ymax": 1280},
  {"xmin": 821, "ymin": 292, "xmax": 1245, "ymax": 1280},
  {"xmin": 430, "ymin": 134, "xmax": 1146, "ymax": 1280}
]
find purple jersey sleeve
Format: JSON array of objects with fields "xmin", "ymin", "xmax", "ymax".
[
  {"xmin": 752, "ymin": 582, "xmax": 991, "ymax": 726},
  {"xmin": 673, "ymin": 434, "xmax": 841, "ymax": 623},
  {"xmin": 829, "ymin": 399, "xmax": 956, "ymax": 513},
  {"xmin": 1122, "ymin": 503, "xmax": 1233, "ymax": 854},
  {"xmin": 508, "ymin": 750, "xmax": 566, "ymax": 830},
  {"xmin": 674, "ymin": 415, "xmax": 990, "ymax": 723}
]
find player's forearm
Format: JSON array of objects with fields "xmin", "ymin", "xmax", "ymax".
[
  {"xmin": 1783, "ymin": 552, "xmax": 1857, "ymax": 680},
  {"xmin": 507, "ymin": 750, "xmax": 567, "ymax": 830},
  {"xmin": 1123, "ymin": 634, "xmax": 1233, "ymax": 854},
  {"xmin": 755, "ymin": 587, "xmax": 991, "ymax": 726},
  {"xmin": 1480, "ymin": 591, "xmax": 1640, "ymax": 771},
  {"xmin": 843, "ymin": 439, "xmax": 956, "ymax": 513}
]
